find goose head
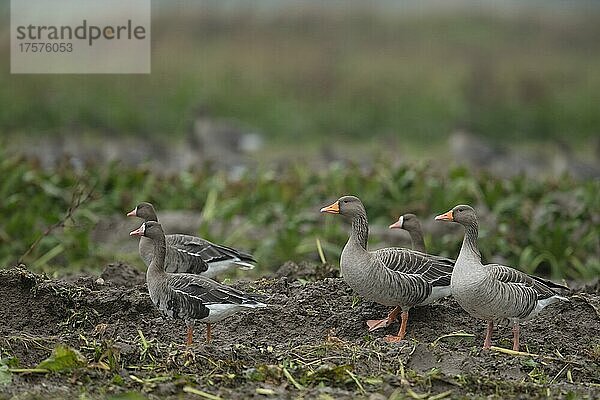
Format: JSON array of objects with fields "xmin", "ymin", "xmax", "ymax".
[
  {"xmin": 320, "ymin": 195, "xmax": 366, "ymax": 219},
  {"xmin": 435, "ymin": 204, "xmax": 477, "ymax": 226},
  {"xmin": 389, "ymin": 213, "xmax": 420, "ymax": 230},
  {"xmin": 129, "ymin": 221, "xmax": 164, "ymax": 240},
  {"xmin": 127, "ymin": 202, "xmax": 158, "ymax": 222}
]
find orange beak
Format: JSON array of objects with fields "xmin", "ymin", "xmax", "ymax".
[
  {"xmin": 435, "ymin": 210, "xmax": 454, "ymax": 222},
  {"xmin": 320, "ymin": 201, "xmax": 340, "ymax": 214},
  {"xmin": 126, "ymin": 207, "xmax": 137, "ymax": 217}
]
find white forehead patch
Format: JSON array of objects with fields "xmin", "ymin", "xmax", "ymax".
[{"xmin": 398, "ymin": 215, "xmax": 404, "ymax": 228}]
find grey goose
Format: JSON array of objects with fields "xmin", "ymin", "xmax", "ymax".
[
  {"xmin": 435, "ymin": 204, "xmax": 568, "ymax": 351},
  {"xmin": 130, "ymin": 221, "xmax": 266, "ymax": 345},
  {"xmin": 320, "ymin": 196, "xmax": 454, "ymax": 342},
  {"xmin": 127, "ymin": 202, "xmax": 255, "ymax": 278}
]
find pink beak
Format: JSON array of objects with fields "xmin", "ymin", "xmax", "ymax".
[
  {"xmin": 389, "ymin": 215, "xmax": 404, "ymax": 230},
  {"xmin": 126, "ymin": 207, "xmax": 137, "ymax": 217},
  {"xmin": 130, "ymin": 225, "xmax": 144, "ymax": 236}
]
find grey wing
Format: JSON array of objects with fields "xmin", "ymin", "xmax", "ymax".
[
  {"xmin": 374, "ymin": 248, "xmax": 454, "ymax": 287},
  {"xmin": 196, "ymin": 241, "xmax": 256, "ymax": 265},
  {"xmin": 169, "ymin": 275, "xmax": 263, "ymax": 307},
  {"xmin": 167, "ymin": 234, "xmax": 255, "ymax": 272},
  {"xmin": 529, "ymin": 275, "xmax": 569, "ymax": 293},
  {"xmin": 164, "ymin": 234, "xmax": 212, "ymax": 274},
  {"xmin": 159, "ymin": 275, "xmax": 210, "ymax": 320},
  {"xmin": 488, "ymin": 264, "xmax": 557, "ymax": 319},
  {"xmin": 490, "ymin": 264, "xmax": 560, "ymax": 300}
]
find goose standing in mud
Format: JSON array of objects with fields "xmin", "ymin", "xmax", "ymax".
[
  {"xmin": 320, "ymin": 196, "xmax": 455, "ymax": 342},
  {"xmin": 130, "ymin": 221, "xmax": 266, "ymax": 345},
  {"xmin": 128, "ymin": 202, "xmax": 255, "ymax": 278},
  {"xmin": 435, "ymin": 205, "xmax": 568, "ymax": 351}
]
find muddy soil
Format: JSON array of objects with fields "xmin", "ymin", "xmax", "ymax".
[{"xmin": 1, "ymin": 263, "xmax": 599, "ymax": 400}]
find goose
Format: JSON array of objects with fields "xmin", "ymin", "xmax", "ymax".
[
  {"xmin": 129, "ymin": 221, "xmax": 266, "ymax": 345},
  {"xmin": 320, "ymin": 196, "xmax": 454, "ymax": 342},
  {"xmin": 386, "ymin": 213, "xmax": 427, "ymax": 329},
  {"xmin": 435, "ymin": 205, "xmax": 568, "ymax": 351},
  {"xmin": 389, "ymin": 213, "xmax": 426, "ymax": 253},
  {"xmin": 127, "ymin": 202, "xmax": 255, "ymax": 278}
]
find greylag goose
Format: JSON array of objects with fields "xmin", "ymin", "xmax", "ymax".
[
  {"xmin": 320, "ymin": 196, "xmax": 454, "ymax": 342},
  {"xmin": 389, "ymin": 213, "xmax": 426, "ymax": 253},
  {"xmin": 435, "ymin": 205, "xmax": 568, "ymax": 351},
  {"xmin": 127, "ymin": 202, "xmax": 255, "ymax": 278},
  {"xmin": 130, "ymin": 221, "xmax": 266, "ymax": 345}
]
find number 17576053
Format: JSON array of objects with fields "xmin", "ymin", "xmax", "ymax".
[{"xmin": 19, "ymin": 42, "xmax": 73, "ymax": 53}]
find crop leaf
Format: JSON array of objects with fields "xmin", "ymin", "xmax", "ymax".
[
  {"xmin": 36, "ymin": 345, "xmax": 87, "ymax": 372},
  {"xmin": 0, "ymin": 359, "xmax": 12, "ymax": 387}
]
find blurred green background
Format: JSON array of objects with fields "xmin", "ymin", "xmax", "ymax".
[
  {"xmin": 3, "ymin": 1, "xmax": 600, "ymax": 145},
  {"xmin": 0, "ymin": 1, "xmax": 598, "ymax": 280}
]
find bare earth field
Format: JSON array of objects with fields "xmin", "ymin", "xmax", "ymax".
[{"xmin": 1, "ymin": 263, "xmax": 599, "ymax": 399}]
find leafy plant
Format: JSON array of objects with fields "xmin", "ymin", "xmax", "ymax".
[
  {"xmin": 36, "ymin": 344, "xmax": 88, "ymax": 372},
  {"xmin": 0, "ymin": 357, "xmax": 12, "ymax": 387},
  {"xmin": 1, "ymin": 148, "xmax": 598, "ymax": 280}
]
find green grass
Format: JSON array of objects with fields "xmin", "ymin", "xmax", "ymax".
[{"xmin": 1, "ymin": 147, "xmax": 598, "ymax": 280}]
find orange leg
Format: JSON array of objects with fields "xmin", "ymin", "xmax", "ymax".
[
  {"xmin": 384, "ymin": 311, "xmax": 409, "ymax": 343},
  {"xmin": 483, "ymin": 320, "xmax": 493, "ymax": 349},
  {"xmin": 206, "ymin": 323, "xmax": 212, "ymax": 344},
  {"xmin": 367, "ymin": 306, "xmax": 401, "ymax": 331},
  {"xmin": 186, "ymin": 325, "xmax": 194, "ymax": 346},
  {"xmin": 512, "ymin": 322, "xmax": 520, "ymax": 352}
]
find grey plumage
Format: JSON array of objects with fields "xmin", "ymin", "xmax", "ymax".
[
  {"xmin": 321, "ymin": 196, "xmax": 454, "ymax": 342},
  {"xmin": 149, "ymin": 270, "xmax": 264, "ymax": 324},
  {"xmin": 367, "ymin": 248, "xmax": 453, "ymax": 305},
  {"xmin": 129, "ymin": 202, "xmax": 255, "ymax": 278},
  {"xmin": 130, "ymin": 221, "xmax": 266, "ymax": 345},
  {"xmin": 436, "ymin": 204, "xmax": 568, "ymax": 350}
]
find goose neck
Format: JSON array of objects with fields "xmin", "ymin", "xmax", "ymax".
[
  {"xmin": 460, "ymin": 221, "xmax": 481, "ymax": 261},
  {"xmin": 148, "ymin": 234, "xmax": 167, "ymax": 276},
  {"xmin": 408, "ymin": 228, "xmax": 426, "ymax": 253},
  {"xmin": 350, "ymin": 213, "xmax": 369, "ymax": 250}
]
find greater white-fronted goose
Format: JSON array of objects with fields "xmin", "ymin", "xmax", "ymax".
[
  {"xmin": 386, "ymin": 213, "xmax": 428, "ymax": 329},
  {"xmin": 320, "ymin": 196, "xmax": 454, "ymax": 342},
  {"xmin": 389, "ymin": 213, "xmax": 426, "ymax": 253},
  {"xmin": 127, "ymin": 202, "xmax": 255, "ymax": 278},
  {"xmin": 435, "ymin": 205, "xmax": 568, "ymax": 351},
  {"xmin": 130, "ymin": 221, "xmax": 266, "ymax": 345}
]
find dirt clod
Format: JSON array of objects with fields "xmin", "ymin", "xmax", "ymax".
[{"xmin": 100, "ymin": 262, "xmax": 145, "ymax": 287}]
